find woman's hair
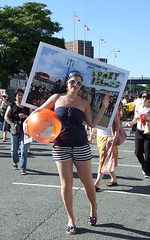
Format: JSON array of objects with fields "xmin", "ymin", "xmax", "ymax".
[
  {"xmin": 139, "ymin": 91, "xmax": 150, "ymax": 99},
  {"xmin": 15, "ymin": 89, "xmax": 24, "ymax": 96},
  {"xmin": 67, "ymin": 71, "xmax": 83, "ymax": 81}
]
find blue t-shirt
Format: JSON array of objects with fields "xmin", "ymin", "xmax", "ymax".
[{"xmin": 54, "ymin": 107, "xmax": 88, "ymax": 147}]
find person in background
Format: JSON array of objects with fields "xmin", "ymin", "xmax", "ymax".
[
  {"xmin": 0, "ymin": 94, "xmax": 10, "ymax": 141},
  {"xmin": 131, "ymin": 94, "xmax": 142, "ymax": 133},
  {"xmin": 133, "ymin": 94, "xmax": 142, "ymax": 114},
  {"xmin": 88, "ymin": 113, "xmax": 120, "ymax": 190},
  {"xmin": 5, "ymin": 89, "xmax": 30, "ymax": 175},
  {"xmin": 122, "ymin": 96, "xmax": 127, "ymax": 106},
  {"xmin": 23, "ymin": 71, "xmax": 109, "ymax": 234},
  {"xmin": 127, "ymin": 91, "xmax": 150, "ymax": 178}
]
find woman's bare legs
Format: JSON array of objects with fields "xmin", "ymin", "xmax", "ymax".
[
  {"xmin": 56, "ymin": 159, "xmax": 75, "ymax": 226},
  {"xmin": 94, "ymin": 172, "xmax": 104, "ymax": 189},
  {"xmin": 74, "ymin": 160, "xmax": 97, "ymax": 218},
  {"xmin": 109, "ymin": 171, "xmax": 117, "ymax": 183},
  {"xmin": 3, "ymin": 131, "xmax": 8, "ymax": 141}
]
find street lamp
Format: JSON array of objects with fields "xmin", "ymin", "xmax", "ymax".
[
  {"xmin": 106, "ymin": 49, "xmax": 120, "ymax": 58},
  {"xmin": 106, "ymin": 49, "xmax": 120, "ymax": 65}
]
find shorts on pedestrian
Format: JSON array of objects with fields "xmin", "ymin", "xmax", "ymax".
[{"xmin": 52, "ymin": 143, "xmax": 92, "ymax": 162}]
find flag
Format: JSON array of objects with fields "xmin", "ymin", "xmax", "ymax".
[
  {"xmin": 84, "ymin": 24, "xmax": 90, "ymax": 31},
  {"xmin": 101, "ymin": 39, "xmax": 106, "ymax": 43},
  {"xmin": 74, "ymin": 14, "xmax": 80, "ymax": 21}
]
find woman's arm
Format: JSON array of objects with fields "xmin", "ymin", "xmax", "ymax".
[
  {"xmin": 88, "ymin": 128, "xmax": 97, "ymax": 144},
  {"xmin": 4, "ymin": 106, "xmax": 13, "ymax": 125},
  {"xmin": 84, "ymin": 93, "xmax": 109, "ymax": 128},
  {"xmin": 146, "ymin": 111, "xmax": 150, "ymax": 121},
  {"xmin": 23, "ymin": 93, "xmax": 60, "ymax": 132},
  {"xmin": 112, "ymin": 113, "xmax": 120, "ymax": 145},
  {"xmin": 127, "ymin": 118, "xmax": 137, "ymax": 126}
]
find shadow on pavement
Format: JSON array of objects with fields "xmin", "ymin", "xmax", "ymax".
[{"xmin": 77, "ymin": 223, "xmax": 150, "ymax": 239}]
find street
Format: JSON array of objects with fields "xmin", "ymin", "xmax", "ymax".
[{"xmin": 0, "ymin": 126, "xmax": 150, "ymax": 240}]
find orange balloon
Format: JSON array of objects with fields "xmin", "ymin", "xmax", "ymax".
[{"xmin": 27, "ymin": 108, "xmax": 61, "ymax": 143}]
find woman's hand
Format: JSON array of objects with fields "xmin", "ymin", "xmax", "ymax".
[
  {"xmin": 146, "ymin": 111, "xmax": 150, "ymax": 121},
  {"xmin": 102, "ymin": 93, "xmax": 109, "ymax": 109},
  {"xmin": 126, "ymin": 122, "xmax": 131, "ymax": 127},
  {"xmin": 23, "ymin": 120, "xmax": 28, "ymax": 134},
  {"xmin": 19, "ymin": 113, "xmax": 27, "ymax": 119},
  {"xmin": 112, "ymin": 135, "xmax": 118, "ymax": 145}
]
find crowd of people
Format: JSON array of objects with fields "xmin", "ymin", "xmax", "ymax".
[{"xmin": 0, "ymin": 71, "xmax": 150, "ymax": 234}]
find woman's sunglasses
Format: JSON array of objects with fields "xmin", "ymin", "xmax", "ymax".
[
  {"xmin": 68, "ymin": 79, "xmax": 83, "ymax": 87},
  {"xmin": 142, "ymin": 95, "xmax": 149, "ymax": 99}
]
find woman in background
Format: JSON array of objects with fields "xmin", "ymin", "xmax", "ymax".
[
  {"xmin": 0, "ymin": 94, "xmax": 10, "ymax": 141},
  {"xmin": 127, "ymin": 91, "xmax": 150, "ymax": 178},
  {"xmin": 89, "ymin": 113, "xmax": 119, "ymax": 190}
]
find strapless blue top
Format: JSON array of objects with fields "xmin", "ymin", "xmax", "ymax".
[{"xmin": 54, "ymin": 107, "xmax": 88, "ymax": 147}]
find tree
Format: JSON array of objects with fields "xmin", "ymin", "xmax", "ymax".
[{"xmin": 0, "ymin": 2, "xmax": 65, "ymax": 88}]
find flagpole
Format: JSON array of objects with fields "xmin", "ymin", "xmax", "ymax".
[
  {"xmin": 73, "ymin": 11, "xmax": 75, "ymax": 52},
  {"xmin": 99, "ymin": 35, "xmax": 100, "ymax": 59},
  {"xmin": 84, "ymin": 22, "xmax": 85, "ymax": 56}
]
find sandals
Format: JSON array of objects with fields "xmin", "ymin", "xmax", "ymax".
[
  {"xmin": 66, "ymin": 225, "xmax": 76, "ymax": 234},
  {"xmin": 107, "ymin": 182, "xmax": 117, "ymax": 187},
  {"xmin": 66, "ymin": 215, "xmax": 97, "ymax": 234},
  {"xmin": 21, "ymin": 170, "xmax": 27, "ymax": 175},
  {"xmin": 13, "ymin": 164, "xmax": 18, "ymax": 170},
  {"xmin": 95, "ymin": 186, "xmax": 100, "ymax": 192},
  {"xmin": 88, "ymin": 216, "xmax": 97, "ymax": 226}
]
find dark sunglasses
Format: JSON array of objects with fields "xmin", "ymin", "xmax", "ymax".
[
  {"xmin": 142, "ymin": 95, "xmax": 149, "ymax": 99},
  {"xmin": 68, "ymin": 79, "xmax": 83, "ymax": 87}
]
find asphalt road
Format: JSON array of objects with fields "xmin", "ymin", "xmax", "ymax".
[{"xmin": 0, "ymin": 126, "xmax": 150, "ymax": 240}]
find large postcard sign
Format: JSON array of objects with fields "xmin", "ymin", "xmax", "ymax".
[{"xmin": 22, "ymin": 42, "xmax": 130, "ymax": 130}]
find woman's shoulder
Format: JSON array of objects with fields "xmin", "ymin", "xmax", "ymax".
[
  {"xmin": 9, "ymin": 101, "xmax": 16, "ymax": 107},
  {"xmin": 82, "ymin": 97, "xmax": 90, "ymax": 109}
]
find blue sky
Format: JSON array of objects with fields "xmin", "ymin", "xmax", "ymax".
[{"xmin": 1, "ymin": 0, "xmax": 150, "ymax": 78}]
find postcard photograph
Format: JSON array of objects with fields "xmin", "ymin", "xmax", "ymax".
[{"xmin": 22, "ymin": 42, "xmax": 130, "ymax": 130}]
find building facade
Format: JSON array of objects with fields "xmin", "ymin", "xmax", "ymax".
[{"xmin": 65, "ymin": 40, "xmax": 94, "ymax": 58}]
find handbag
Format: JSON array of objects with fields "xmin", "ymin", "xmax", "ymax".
[
  {"xmin": 11, "ymin": 121, "xmax": 22, "ymax": 135},
  {"xmin": 111, "ymin": 121, "xmax": 127, "ymax": 146},
  {"xmin": 144, "ymin": 121, "xmax": 150, "ymax": 135}
]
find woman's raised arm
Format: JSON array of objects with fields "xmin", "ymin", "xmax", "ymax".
[{"xmin": 84, "ymin": 93, "xmax": 109, "ymax": 128}]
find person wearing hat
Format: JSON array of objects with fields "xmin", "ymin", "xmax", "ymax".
[
  {"xmin": 0, "ymin": 94, "xmax": 10, "ymax": 141},
  {"xmin": 23, "ymin": 70, "xmax": 109, "ymax": 234}
]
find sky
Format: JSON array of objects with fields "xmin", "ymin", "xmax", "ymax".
[{"xmin": 1, "ymin": 0, "xmax": 150, "ymax": 78}]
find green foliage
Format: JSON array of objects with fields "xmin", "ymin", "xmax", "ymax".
[
  {"xmin": 0, "ymin": 2, "xmax": 65, "ymax": 88},
  {"xmin": 125, "ymin": 83, "xmax": 147, "ymax": 92}
]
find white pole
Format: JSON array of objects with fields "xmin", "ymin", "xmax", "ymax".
[
  {"xmin": 99, "ymin": 35, "xmax": 100, "ymax": 59},
  {"xmin": 84, "ymin": 22, "xmax": 85, "ymax": 56},
  {"xmin": 73, "ymin": 11, "xmax": 75, "ymax": 52}
]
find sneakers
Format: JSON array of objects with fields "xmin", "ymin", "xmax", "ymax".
[
  {"xmin": 144, "ymin": 174, "xmax": 150, "ymax": 179},
  {"xmin": 142, "ymin": 170, "xmax": 150, "ymax": 178}
]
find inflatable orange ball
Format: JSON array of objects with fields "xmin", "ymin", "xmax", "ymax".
[{"xmin": 27, "ymin": 108, "xmax": 61, "ymax": 143}]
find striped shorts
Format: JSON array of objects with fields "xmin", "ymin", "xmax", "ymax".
[{"xmin": 52, "ymin": 143, "xmax": 92, "ymax": 162}]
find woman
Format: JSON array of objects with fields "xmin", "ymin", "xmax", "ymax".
[
  {"xmin": 89, "ymin": 113, "xmax": 119, "ymax": 190},
  {"xmin": 128, "ymin": 91, "xmax": 150, "ymax": 178},
  {"xmin": 5, "ymin": 89, "xmax": 30, "ymax": 175},
  {"xmin": 0, "ymin": 94, "xmax": 10, "ymax": 141},
  {"xmin": 23, "ymin": 71, "xmax": 109, "ymax": 234}
]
